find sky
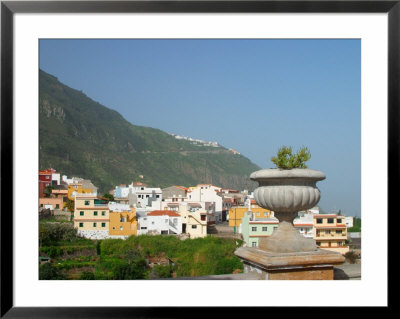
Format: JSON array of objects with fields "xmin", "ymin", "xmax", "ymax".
[{"xmin": 39, "ymin": 39, "xmax": 361, "ymax": 217}]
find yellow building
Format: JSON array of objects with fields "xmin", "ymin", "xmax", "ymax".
[
  {"xmin": 229, "ymin": 203, "xmax": 271, "ymax": 229},
  {"xmin": 314, "ymin": 214, "xmax": 349, "ymax": 254},
  {"xmin": 179, "ymin": 206, "xmax": 208, "ymax": 238},
  {"xmin": 109, "ymin": 207, "xmax": 138, "ymax": 236},
  {"xmin": 73, "ymin": 195, "xmax": 109, "ymax": 231},
  {"xmin": 67, "ymin": 179, "xmax": 97, "ymax": 200}
]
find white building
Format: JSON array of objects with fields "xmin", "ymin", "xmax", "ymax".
[
  {"xmin": 345, "ymin": 216, "xmax": 354, "ymax": 228},
  {"xmin": 114, "ymin": 182, "xmax": 162, "ymax": 209},
  {"xmin": 137, "ymin": 210, "xmax": 182, "ymax": 235},
  {"xmin": 293, "ymin": 212, "xmax": 316, "ymax": 238},
  {"xmin": 187, "ymin": 184, "xmax": 224, "ymax": 223}
]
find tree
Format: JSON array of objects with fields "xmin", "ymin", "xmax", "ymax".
[
  {"xmin": 64, "ymin": 199, "xmax": 74, "ymax": 213},
  {"xmin": 39, "ymin": 263, "xmax": 65, "ymax": 280},
  {"xmin": 44, "ymin": 185, "xmax": 54, "ymax": 198},
  {"xmin": 102, "ymin": 193, "xmax": 114, "ymax": 201},
  {"xmin": 112, "ymin": 259, "xmax": 147, "ymax": 279}
]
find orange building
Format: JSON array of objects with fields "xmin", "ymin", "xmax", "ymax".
[
  {"xmin": 109, "ymin": 207, "xmax": 138, "ymax": 236},
  {"xmin": 229, "ymin": 203, "xmax": 271, "ymax": 229}
]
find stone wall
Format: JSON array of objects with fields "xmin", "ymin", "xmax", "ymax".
[{"xmin": 77, "ymin": 230, "xmax": 128, "ymax": 240}]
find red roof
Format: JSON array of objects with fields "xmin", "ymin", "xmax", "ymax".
[
  {"xmin": 132, "ymin": 182, "xmax": 147, "ymax": 186},
  {"xmin": 176, "ymin": 186, "xmax": 189, "ymax": 191},
  {"xmin": 148, "ymin": 210, "xmax": 180, "ymax": 217}
]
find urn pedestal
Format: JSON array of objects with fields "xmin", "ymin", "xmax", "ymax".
[{"xmin": 234, "ymin": 168, "xmax": 345, "ymax": 280}]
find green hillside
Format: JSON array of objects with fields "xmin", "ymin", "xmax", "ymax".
[{"xmin": 39, "ymin": 69, "xmax": 260, "ymax": 193}]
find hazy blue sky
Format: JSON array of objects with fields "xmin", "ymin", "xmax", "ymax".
[{"xmin": 40, "ymin": 39, "xmax": 361, "ymax": 217}]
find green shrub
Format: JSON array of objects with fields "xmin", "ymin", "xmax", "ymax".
[
  {"xmin": 112, "ymin": 258, "xmax": 147, "ymax": 280},
  {"xmin": 39, "ymin": 263, "xmax": 66, "ymax": 280},
  {"xmin": 148, "ymin": 265, "xmax": 174, "ymax": 279},
  {"xmin": 39, "ymin": 223, "xmax": 79, "ymax": 246},
  {"xmin": 271, "ymin": 146, "xmax": 311, "ymax": 169},
  {"xmin": 80, "ymin": 271, "xmax": 95, "ymax": 280}
]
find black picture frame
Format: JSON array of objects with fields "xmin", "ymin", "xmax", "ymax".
[{"xmin": 1, "ymin": 0, "xmax": 394, "ymax": 317}]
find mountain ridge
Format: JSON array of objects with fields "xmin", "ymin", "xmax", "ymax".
[{"xmin": 39, "ymin": 69, "xmax": 260, "ymax": 193}]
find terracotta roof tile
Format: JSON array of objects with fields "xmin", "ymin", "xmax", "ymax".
[{"xmin": 148, "ymin": 210, "xmax": 181, "ymax": 217}]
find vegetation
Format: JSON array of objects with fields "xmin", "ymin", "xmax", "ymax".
[
  {"xmin": 98, "ymin": 235, "xmax": 243, "ymax": 278},
  {"xmin": 271, "ymin": 146, "xmax": 311, "ymax": 169},
  {"xmin": 39, "ymin": 222, "xmax": 244, "ymax": 280},
  {"xmin": 64, "ymin": 199, "xmax": 74, "ymax": 213},
  {"xmin": 39, "ymin": 223, "xmax": 81, "ymax": 247},
  {"xmin": 39, "ymin": 263, "xmax": 66, "ymax": 280},
  {"xmin": 43, "ymin": 185, "xmax": 54, "ymax": 198},
  {"xmin": 347, "ymin": 217, "xmax": 361, "ymax": 232},
  {"xmin": 39, "ymin": 69, "xmax": 259, "ymax": 192},
  {"xmin": 102, "ymin": 193, "xmax": 114, "ymax": 201}
]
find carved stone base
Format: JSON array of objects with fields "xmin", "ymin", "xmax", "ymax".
[
  {"xmin": 258, "ymin": 221, "xmax": 317, "ymax": 253},
  {"xmin": 235, "ymin": 246, "xmax": 345, "ymax": 280}
]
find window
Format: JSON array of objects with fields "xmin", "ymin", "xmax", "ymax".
[
  {"xmin": 326, "ymin": 230, "xmax": 330, "ymax": 235},
  {"xmin": 56, "ymin": 204, "xmax": 59, "ymax": 209},
  {"xmin": 146, "ymin": 195, "xmax": 149, "ymax": 198},
  {"xmin": 93, "ymin": 223, "xmax": 97, "ymax": 227},
  {"xmin": 94, "ymin": 211, "xmax": 98, "ymax": 216},
  {"xmin": 84, "ymin": 200, "xmax": 90, "ymax": 206},
  {"xmin": 101, "ymin": 223, "xmax": 106, "ymax": 227},
  {"xmin": 79, "ymin": 223, "xmax": 84, "ymax": 227},
  {"xmin": 252, "ymin": 242, "xmax": 257, "ymax": 247},
  {"xmin": 102, "ymin": 211, "xmax": 106, "ymax": 216},
  {"xmin": 141, "ymin": 227, "xmax": 147, "ymax": 230},
  {"xmin": 273, "ymin": 227, "xmax": 278, "ymax": 231},
  {"xmin": 192, "ymin": 225, "xmax": 197, "ymax": 229},
  {"xmin": 120, "ymin": 226, "xmax": 123, "ymax": 230},
  {"xmin": 328, "ymin": 218, "xmax": 334, "ymax": 224},
  {"xmin": 337, "ymin": 219, "xmax": 342, "ymax": 223},
  {"xmin": 336, "ymin": 230, "xmax": 342, "ymax": 234},
  {"xmin": 80, "ymin": 211, "xmax": 84, "ymax": 216},
  {"xmin": 112, "ymin": 227, "xmax": 116, "ymax": 230},
  {"xmin": 251, "ymin": 227, "xmax": 257, "ymax": 231},
  {"xmin": 316, "ymin": 230, "xmax": 320, "ymax": 236},
  {"xmin": 256, "ymin": 212, "xmax": 260, "ymax": 216},
  {"xmin": 316, "ymin": 218, "xmax": 323, "ymax": 224},
  {"xmin": 262, "ymin": 227, "xmax": 268, "ymax": 231},
  {"xmin": 156, "ymin": 195, "xmax": 160, "ymax": 198},
  {"xmin": 316, "ymin": 241, "xmax": 321, "ymax": 246},
  {"xmin": 264, "ymin": 212, "xmax": 268, "ymax": 216},
  {"xmin": 40, "ymin": 204, "xmax": 43, "ymax": 207},
  {"xmin": 201, "ymin": 215, "xmax": 206, "ymax": 221}
]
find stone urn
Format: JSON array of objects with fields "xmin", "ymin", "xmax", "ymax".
[{"xmin": 250, "ymin": 168, "xmax": 326, "ymax": 253}]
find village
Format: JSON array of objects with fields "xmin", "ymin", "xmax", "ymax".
[{"xmin": 39, "ymin": 168, "xmax": 357, "ymax": 256}]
